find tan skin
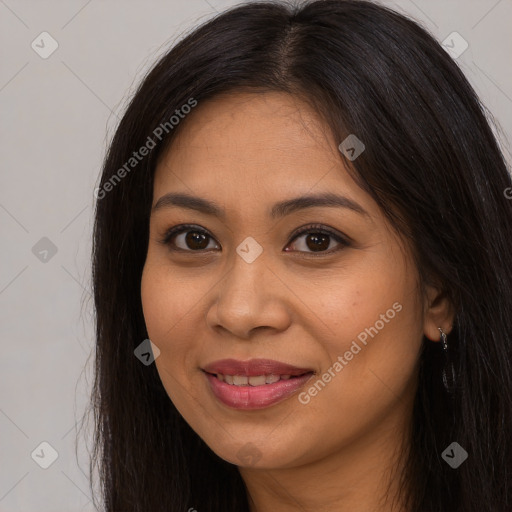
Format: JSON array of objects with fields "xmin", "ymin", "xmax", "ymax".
[{"xmin": 140, "ymin": 91, "xmax": 454, "ymax": 512}]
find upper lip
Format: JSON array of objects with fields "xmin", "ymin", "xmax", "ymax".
[{"xmin": 202, "ymin": 358, "xmax": 314, "ymax": 377}]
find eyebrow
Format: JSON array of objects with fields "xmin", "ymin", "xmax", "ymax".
[{"xmin": 152, "ymin": 192, "xmax": 369, "ymax": 219}]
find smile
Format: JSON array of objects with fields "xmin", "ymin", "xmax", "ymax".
[
  {"xmin": 212, "ymin": 373, "xmax": 295, "ymax": 385},
  {"xmin": 201, "ymin": 358, "xmax": 315, "ymax": 409}
]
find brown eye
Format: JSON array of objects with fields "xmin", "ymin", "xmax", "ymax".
[
  {"xmin": 161, "ymin": 225, "xmax": 219, "ymax": 252},
  {"xmin": 160, "ymin": 223, "xmax": 350, "ymax": 255},
  {"xmin": 180, "ymin": 230, "xmax": 211, "ymax": 250},
  {"xmin": 285, "ymin": 225, "xmax": 349, "ymax": 254}
]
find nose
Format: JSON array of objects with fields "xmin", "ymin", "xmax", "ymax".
[{"xmin": 205, "ymin": 250, "xmax": 292, "ymax": 340}]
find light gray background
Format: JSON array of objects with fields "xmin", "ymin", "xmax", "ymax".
[{"xmin": 1, "ymin": 1, "xmax": 511, "ymax": 510}]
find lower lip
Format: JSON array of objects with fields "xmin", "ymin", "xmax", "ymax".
[{"xmin": 203, "ymin": 371, "xmax": 314, "ymax": 410}]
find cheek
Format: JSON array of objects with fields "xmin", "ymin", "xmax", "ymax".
[
  {"xmin": 141, "ymin": 266, "xmax": 167, "ymax": 341},
  {"xmin": 292, "ymin": 307, "xmax": 421, "ymax": 466},
  {"xmin": 141, "ymin": 262, "xmax": 192, "ymax": 340},
  {"xmin": 306, "ymin": 250, "xmax": 423, "ymax": 402},
  {"xmin": 141, "ymin": 264, "xmax": 204, "ymax": 416},
  {"xmin": 304, "ymin": 277, "xmax": 422, "ymax": 423},
  {"xmin": 310, "ymin": 259, "xmax": 410, "ymax": 349},
  {"xmin": 140, "ymin": 263, "xmax": 198, "ymax": 376}
]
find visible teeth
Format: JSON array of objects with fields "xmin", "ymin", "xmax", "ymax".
[
  {"xmin": 248, "ymin": 375, "xmax": 266, "ymax": 386},
  {"xmin": 215, "ymin": 373, "xmax": 302, "ymax": 385}
]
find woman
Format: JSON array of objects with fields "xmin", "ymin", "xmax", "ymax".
[{"xmin": 87, "ymin": 1, "xmax": 512, "ymax": 510}]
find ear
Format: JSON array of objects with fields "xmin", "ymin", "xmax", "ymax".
[{"xmin": 422, "ymin": 282, "xmax": 455, "ymax": 342}]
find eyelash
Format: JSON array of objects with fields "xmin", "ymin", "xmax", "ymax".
[{"xmin": 158, "ymin": 223, "xmax": 351, "ymax": 257}]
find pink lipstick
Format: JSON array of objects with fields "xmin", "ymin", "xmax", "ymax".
[{"xmin": 202, "ymin": 358, "xmax": 314, "ymax": 410}]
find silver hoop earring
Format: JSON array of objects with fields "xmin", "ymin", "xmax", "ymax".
[{"xmin": 438, "ymin": 327, "xmax": 456, "ymax": 394}]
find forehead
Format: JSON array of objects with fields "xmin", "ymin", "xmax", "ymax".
[{"xmin": 153, "ymin": 91, "xmax": 368, "ymax": 214}]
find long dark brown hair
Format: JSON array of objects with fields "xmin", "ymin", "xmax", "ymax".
[{"xmin": 85, "ymin": 1, "xmax": 512, "ymax": 510}]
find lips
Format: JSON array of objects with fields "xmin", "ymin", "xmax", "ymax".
[
  {"xmin": 202, "ymin": 358, "xmax": 313, "ymax": 377},
  {"xmin": 202, "ymin": 358, "xmax": 315, "ymax": 409}
]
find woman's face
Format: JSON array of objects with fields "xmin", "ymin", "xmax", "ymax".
[{"xmin": 141, "ymin": 91, "xmax": 445, "ymax": 470}]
